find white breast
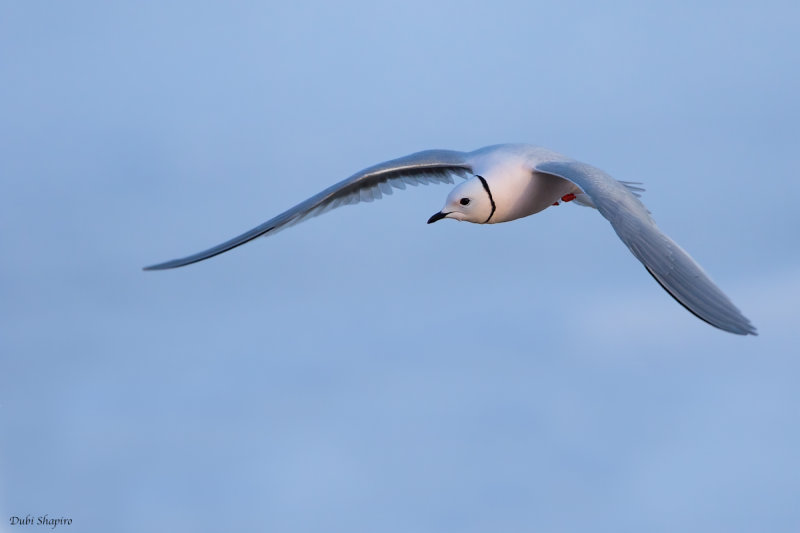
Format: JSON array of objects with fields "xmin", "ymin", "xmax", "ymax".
[{"xmin": 468, "ymin": 145, "xmax": 580, "ymax": 223}]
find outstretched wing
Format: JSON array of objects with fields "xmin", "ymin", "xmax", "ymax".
[
  {"xmin": 144, "ymin": 150, "xmax": 472, "ymax": 270},
  {"xmin": 535, "ymin": 160, "xmax": 756, "ymax": 335}
]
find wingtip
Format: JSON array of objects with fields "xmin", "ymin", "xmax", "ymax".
[
  {"xmin": 142, "ymin": 261, "xmax": 179, "ymax": 271},
  {"xmin": 717, "ymin": 317, "xmax": 758, "ymax": 336},
  {"xmin": 725, "ymin": 315, "xmax": 758, "ymax": 336},
  {"xmin": 742, "ymin": 324, "xmax": 758, "ymax": 336}
]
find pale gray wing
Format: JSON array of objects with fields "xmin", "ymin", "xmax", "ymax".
[
  {"xmin": 144, "ymin": 150, "xmax": 472, "ymax": 270},
  {"xmin": 535, "ymin": 160, "xmax": 756, "ymax": 335},
  {"xmin": 573, "ymin": 180, "xmax": 645, "ymax": 208}
]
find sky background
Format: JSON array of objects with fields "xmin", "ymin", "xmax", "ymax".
[{"xmin": 2, "ymin": 1, "xmax": 799, "ymax": 532}]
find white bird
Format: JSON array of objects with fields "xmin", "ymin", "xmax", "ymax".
[{"xmin": 145, "ymin": 144, "xmax": 756, "ymax": 335}]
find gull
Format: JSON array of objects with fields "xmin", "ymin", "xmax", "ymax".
[{"xmin": 144, "ymin": 144, "xmax": 756, "ymax": 335}]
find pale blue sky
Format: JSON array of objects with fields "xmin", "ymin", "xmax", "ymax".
[{"xmin": 2, "ymin": 1, "xmax": 799, "ymax": 532}]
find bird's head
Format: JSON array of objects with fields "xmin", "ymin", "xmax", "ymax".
[{"xmin": 427, "ymin": 176, "xmax": 495, "ymax": 225}]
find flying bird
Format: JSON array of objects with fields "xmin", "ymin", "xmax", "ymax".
[{"xmin": 144, "ymin": 144, "xmax": 756, "ymax": 335}]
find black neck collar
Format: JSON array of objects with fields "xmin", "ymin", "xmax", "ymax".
[{"xmin": 476, "ymin": 175, "xmax": 496, "ymax": 223}]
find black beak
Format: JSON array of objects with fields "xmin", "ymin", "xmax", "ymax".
[{"xmin": 427, "ymin": 211, "xmax": 449, "ymax": 224}]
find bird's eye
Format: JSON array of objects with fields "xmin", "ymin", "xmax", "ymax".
[{"xmin": 460, "ymin": 198, "xmax": 470, "ymax": 206}]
